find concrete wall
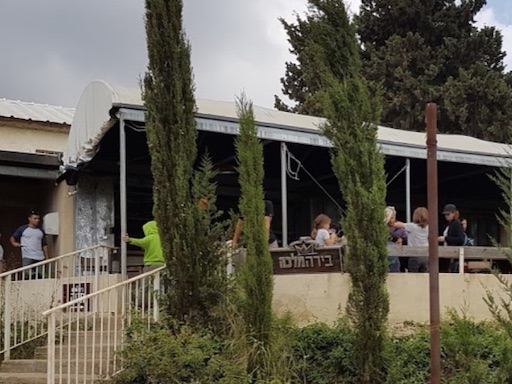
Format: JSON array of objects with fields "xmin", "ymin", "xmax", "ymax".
[
  {"xmin": 273, "ymin": 273, "xmax": 511, "ymax": 326},
  {"xmin": 0, "ymin": 122, "xmax": 68, "ymax": 154},
  {"xmin": 48, "ymin": 182, "xmax": 76, "ymax": 256},
  {"xmin": 6, "ymin": 274, "xmax": 122, "ymax": 318}
]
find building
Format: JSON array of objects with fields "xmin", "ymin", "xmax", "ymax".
[{"xmin": 0, "ymin": 98, "xmax": 75, "ymax": 268}]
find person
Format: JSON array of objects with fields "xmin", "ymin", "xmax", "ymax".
[
  {"xmin": 0, "ymin": 232, "xmax": 4, "ymax": 274},
  {"xmin": 232, "ymin": 200, "xmax": 278, "ymax": 249},
  {"xmin": 461, "ymin": 218, "xmax": 475, "ymax": 246},
  {"xmin": 394, "ymin": 207, "xmax": 429, "ymax": 272},
  {"xmin": 438, "ymin": 204, "xmax": 465, "ymax": 273},
  {"xmin": 385, "ymin": 206, "xmax": 406, "ymax": 273},
  {"xmin": 10, "ymin": 211, "xmax": 48, "ymax": 272},
  {"xmin": 122, "ymin": 220, "xmax": 165, "ymax": 272},
  {"xmin": 311, "ymin": 214, "xmax": 338, "ymax": 247}
]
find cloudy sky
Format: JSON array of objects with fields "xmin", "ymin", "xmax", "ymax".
[{"xmin": 0, "ymin": 0, "xmax": 510, "ymax": 109}]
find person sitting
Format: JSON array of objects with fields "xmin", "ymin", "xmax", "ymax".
[
  {"xmin": 311, "ymin": 214, "xmax": 338, "ymax": 247},
  {"xmin": 461, "ymin": 218, "xmax": 475, "ymax": 246}
]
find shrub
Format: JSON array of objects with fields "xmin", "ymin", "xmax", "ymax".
[
  {"xmin": 113, "ymin": 317, "xmax": 249, "ymax": 384},
  {"xmin": 292, "ymin": 320, "xmax": 357, "ymax": 383}
]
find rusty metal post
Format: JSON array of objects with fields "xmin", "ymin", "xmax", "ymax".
[{"xmin": 426, "ymin": 103, "xmax": 440, "ymax": 383}]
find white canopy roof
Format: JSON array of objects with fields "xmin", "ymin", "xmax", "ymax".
[{"xmin": 64, "ymin": 80, "xmax": 512, "ymax": 168}]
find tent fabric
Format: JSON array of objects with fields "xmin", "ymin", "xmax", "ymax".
[{"xmin": 64, "ymin": 80, "xmax": 512, "ymax": 168}]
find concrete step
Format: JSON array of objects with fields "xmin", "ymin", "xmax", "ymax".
[
  {"xmin": 0, "ymin": 359, "xmax": 117, "ymax": 375},
  {"xmin": 0, "ymin": 372, "xmax": 96, "ymax": 384},
  {"xmin": 35, "ymin": 344, "xmax": 122, "ymax": 359},
  {"xmin": 59, "ymin": 330, "xmax": 123, "ymax": 344}
]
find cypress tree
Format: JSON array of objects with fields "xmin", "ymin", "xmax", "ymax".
[
  {"xmin": 143, "ymin": 0, "xmax": 225, "ymax": 326},
  {"xmin": 235, "ymin": 94, "xmax": 273, "ymax": 377},
  {"xmin": 289, "ymin": 1, "xmax": 390, "ymax": 382}
]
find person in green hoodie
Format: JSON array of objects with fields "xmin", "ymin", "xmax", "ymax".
[{"xmin": 122, "ymin": 220, "xmax": 164, "ymax": 272}]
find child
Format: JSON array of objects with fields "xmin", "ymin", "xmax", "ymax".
[{"xmin": 311, "ymin": 214, "xmax": 337, "ymax": 247}]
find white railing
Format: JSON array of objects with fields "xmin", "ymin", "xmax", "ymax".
[
  {"xmin": 43, "ymin": 266, "xmax": 164, "ymax": 384},
  {"xmin": 0, "ymin": 244, "xmax": 116, "ymax": 360}
]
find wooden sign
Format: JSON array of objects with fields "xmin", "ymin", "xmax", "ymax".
[{"xmin": 271, "ymin": 240, "xmax": 343, "ymax": 274}]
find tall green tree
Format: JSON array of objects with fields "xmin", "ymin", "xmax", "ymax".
[
  {"xmin": 143, "ymin": 0, "xmax": 226, "ymax": 327},
  {"xmin": 356, "ymin": 0, "xmax": 512, "ymax": 141},
  {"xmin": 278, "ymin": 1, "xmax": 390, "ymax": 382},
  {"xmin": 275, "ymin": 0, "xmax": 361, "ymax": 117},
  {"xmin": 276, "ymin": 0, "xmax": 512, "ymax": 142},
  {"xmin": 235, "ymin": 94, "xmax": 274, "ymax": 378}
]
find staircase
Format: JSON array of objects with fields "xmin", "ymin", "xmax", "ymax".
[
  {"xmin": 0, "ymin": 258, "xmax": 164, "ymax": 384},
  {"xmin": 0, "ymin": 325, "xmax": 122, "ymax": 384}
]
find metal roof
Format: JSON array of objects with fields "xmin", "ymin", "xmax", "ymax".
[
  {"xmin": 0, "ymin": 98, "xmax": 75, "ymax": 126},
  {"xmin": 64, "ymin": 80, "xmax": 512, "ymax": 168}
]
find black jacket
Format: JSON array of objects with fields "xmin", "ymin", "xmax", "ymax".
[{"xmin": 444, "ymin": 220, "xmax": 465, "ymax": 246}]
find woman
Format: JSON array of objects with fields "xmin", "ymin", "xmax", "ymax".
[
  {"xmin": 438, "ymin": 204, "xmax": 465, "ymax": 272},
  {"xmin": 394, "ymin": 207, "xmax": 429, "ymax": 272},
  {"xmin": 385, "ymin": 206, "xmax": 407, "ymax": 273}
]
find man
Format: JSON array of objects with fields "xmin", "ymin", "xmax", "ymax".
[
  {"xmin": 10, "ymin": 211, "xmax": 48, "ymax": 269},
  {"xmin": 232, "ymin": 200, "xmax": 278, "ymax": 248},
  {"xmin": 121, "ymin": 220, "xmax": 164, "ymax": 272}
]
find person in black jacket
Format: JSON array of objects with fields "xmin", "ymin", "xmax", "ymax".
[
  {"xmin": 438, "ymin": 204, "xmax": 465, "ymax": 246},
  {"xmin": 438, "ymin": 204, "xmax": 466, "ymax": 272}
]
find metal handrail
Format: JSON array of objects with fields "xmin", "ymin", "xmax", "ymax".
[
  {"xmin": 0, "ymin": 244, "xmax": 117, "ymax": 278},
  {"xmin": 1, "ymin": 244, "xmax": 117, "ymax": 360},
  {"xmin": 43, "ymin": 266, "xmax": 164, "ymax": 384},
  {"xmin": 43, "ymin": 266, "xmax": 165, "ymax": 316}
]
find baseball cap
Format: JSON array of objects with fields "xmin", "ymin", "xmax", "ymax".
[{"xmin": 442, "ymin": 204, "xmax": 457, "ymax": 214}]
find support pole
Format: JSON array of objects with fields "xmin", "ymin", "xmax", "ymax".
[
  {"xmin": 280, "ymin": 142, "xmax": 288, "ymax": 247},
  {"xmin": 406, "ymin": 158, "xmax": 411, "ymax": 222},
  {"xmin": 426, "ymin": 103, "xmax": 440, "ymax": 384},
  {"xmin": 119, "ymin": 115, "xmax": 127, "ymax": 281}
]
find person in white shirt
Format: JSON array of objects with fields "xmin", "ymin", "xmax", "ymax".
[
  {"xmin": 394, "ymin": 207, "xmax": 429, "ymax": 272},
  {"xmin": 311, "ymin": 214, "xmax": 337, "ymax": 247}
]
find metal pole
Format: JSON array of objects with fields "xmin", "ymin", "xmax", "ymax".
[
  {"xmin": 119, "ymin": 115, "xmax": 127, "ymax": 280},
  {"xmin": 280, "ymin": 142, "xmax": 288, "ymax": 247},
  {"xmin": 426, "ymin": 103, "xmax": 441, "ymax": 383},
  {"xmin": 406, "ymin": 158, "xmax": 411, "ymax": 222}
]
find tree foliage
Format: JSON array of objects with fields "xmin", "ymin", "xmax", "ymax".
[
  {"xmin": 276, "ymin": 0, "xmax": 512, "ymax": 142},
  {"xmin": 356, "ymin": 0, "xmax": 512, "ymax": 141},
  {"xmin": 235, "ymin": 93, "xmax": 274, "ymax": 378},
  {"xmin": 143, "ymin": 0, "xmax": 226, "ymax": 327},
  {"xmin": 280, "ymin": 1, "xmax": 390, "ymax": 382}
]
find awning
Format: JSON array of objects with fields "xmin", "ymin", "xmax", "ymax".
[
  {"xmin": 64, "ymin": 80, "xmax": 512, "ymax": 169},
  {"xmin": 0, "ymin": 150, "xmax": 60, "ymax": 180}
]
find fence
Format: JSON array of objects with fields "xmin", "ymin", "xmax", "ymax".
[
  {"xmin": 0, "ymin": 244, "xmax": 117, "ymax": 360},
  {"xmin": 43, "ymin": 266, "xmax": 164, "ymax": 384}
]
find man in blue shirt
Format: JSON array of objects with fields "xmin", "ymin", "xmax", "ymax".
[{"xmin": 10, "ymin": 211, "xmax": 48, "ymax": 268}]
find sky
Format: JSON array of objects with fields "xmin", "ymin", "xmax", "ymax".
[{"xmin": 0, "ymin": 0, "xmax": 510, "ymax": 110}]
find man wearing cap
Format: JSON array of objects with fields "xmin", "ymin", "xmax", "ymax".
[{"xmin": 438, "ymin": 203, "xmax": 465, "ymax": 246}]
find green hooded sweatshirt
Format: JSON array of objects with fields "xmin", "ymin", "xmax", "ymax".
[{"xmin": 129, "ymin": 221, "xmax": 164, "ymax": 266}]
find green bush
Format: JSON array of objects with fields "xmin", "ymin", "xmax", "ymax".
[
  {"xmin": 113, "ymin": 318, "xmax": 249, "ymax": 384},
  {"xmin": 113, "ymin": 312, "xmax": 512, "ymax": 383},
  {"xmin": 292, "ymin": 320, "xmax": 357, "ymax": 384}
]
